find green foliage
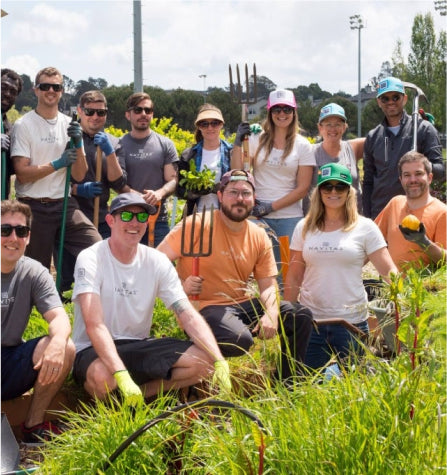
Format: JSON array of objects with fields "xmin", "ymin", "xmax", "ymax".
[{"xmin": 179, "ymin": 161, "xmax": 216, "ymax": 192}]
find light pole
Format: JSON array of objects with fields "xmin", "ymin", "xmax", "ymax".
[
  {"xmin": 133, "ymin": 0, "xmax": 143, "ymax": 93},
  {"xmin": 434, "ymin": 1, "xmax": 446, "ymax": 147},
  {"xmin": 199, "ymin": 74, "xmax": 207, "ymax": 103},
  {"xmin": 349, "ymin": 14, "xmax": 365, "ymax": 137}
]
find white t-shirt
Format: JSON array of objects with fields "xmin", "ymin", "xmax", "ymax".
[
  {"xmin": 290, "ymin": 216, "xmax": 386, "ymax": 323},
  {"xmin": 11, "ymin": 110, "xmax": 72, "ymax": 199},
  {"xmin": 249, "ymin": 133, "xmax": 315, "ymax": 218},
  {"xmin": 72, "ymin": 240, "xmax": 187, "ymax": 352},
  {"xmin": 197, "ymin": 147, "xmax": 221, "ymax": 211}
]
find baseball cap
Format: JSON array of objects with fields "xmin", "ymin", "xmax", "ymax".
[
  {"xmin": 194, "ymin": 106, "xmax": 224, "ymax": 125},
  {"xmin": 267, "ymin": 89, "xmax": 296, "ymax": 110},
  {"xmin": 109, "ymin": 192, "xmax": 157, "ymax": 215},
  {"xmin": 376, "ymin": 77, "xmax": 405, "ymax": 97},
  {"xmin": 319, "ymin": 103, "xmax": 347, "ymax": 123},
  {"xmin": 317, "ymin": 163, "xmax": 352, "ymax": 186},
  {"xmin": 220, "ymin": 170, "xmax": 255, "ymax": 190}
]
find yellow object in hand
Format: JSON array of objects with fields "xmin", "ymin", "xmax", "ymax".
[
  {"xmin": 113, "ymin": 370, "xmax": 144, "ymax": 407},
  {"xmin": 401, "ymin": 214, "xmax": 420, "ymax": 231},
  {"xmin": 212, "ymin": 360, "xmax": 232, "ymax": 393}
]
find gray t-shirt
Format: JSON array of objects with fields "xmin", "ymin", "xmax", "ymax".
[
  {"xmin": 1, "ymin": 256, "xmax": 62, "ymax": 346},
  {"xmin": 116, "ymin": 131, "xmax": 178, "ymax": 221}
]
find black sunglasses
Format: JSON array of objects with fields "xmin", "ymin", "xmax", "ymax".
[
  {"xmin": 117, "ymin": 210, "xmax": 149, "ymax": 223},
  {"xmin": 36, "ymin": 83, "xmax": 63, "ymax": 92},
  {"xmin": 82, "ymin": 107, "xmax": 108, "ymax": 117},
  {"xmin": 130, "ymin": 106, "xmax": 153, "ymax": 115},
  {"xmin": 320, "ymin": 183, "xmax": 350, "ymax": 193},
  {"xmin": 270, "ymin": 105, "xmax": 294, "ymax": 115},
  {"xmin": 198, "ymin": 120, "xmax": 222, "ymax": 128},
  {"xmin": 379, "ymin": 94, "xmax": 402, "ymax": 104},
  {"xmin": 1, "ymin": 224, "xmax": 31, "ymax": 238}
]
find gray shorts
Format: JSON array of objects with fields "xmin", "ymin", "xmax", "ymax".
[{"xmin": 73, "ymin": 338, "xmax": 193, "ymax": 386}]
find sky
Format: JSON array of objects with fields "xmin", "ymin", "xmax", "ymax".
[{"xmin": 1, "ymin": 0, "xmax": 445, "ymax": 96}]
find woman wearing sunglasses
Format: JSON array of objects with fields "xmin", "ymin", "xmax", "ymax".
[
  {"xmin": 284, "ymin": 163, "xmax": 397, "ymax": 372},
  {"xmin": 303, "ymin": 103, "xmax": 364, "ymax": 215},
  {"xmin": 176, "ymin": 104, "xmax": 232, "ymax": 215},
  {"xmin": 231, "ymin": 89, "xmax": 315, "ymax": 283}
]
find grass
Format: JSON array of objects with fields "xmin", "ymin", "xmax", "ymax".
[{"xmin": 20, "ymin": 265, "xmax": 446, "ymax": 473}]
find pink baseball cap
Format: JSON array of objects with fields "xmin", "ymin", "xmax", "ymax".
[{"xmin": 267, "ymin": 89, "xmax": 297, "ymax": 110}]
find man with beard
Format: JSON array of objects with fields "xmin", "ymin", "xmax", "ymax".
[
  {"xmin": 158, "ymin": 169, "xmax": 313, "ymax": 383},
  {"xmin": 1, "ymin": 68, "xmax": 23, "ymax": 198},
  {"xmin": 117, "ymin": 92, "xmax": 178, "ymax": 246},
  {"xmin": 363, "ymin": 76, "xmax": 444, "ymax": 219},
  {"xmin": 375, "ymin": 151, "xmax": 446, "ymax": 272}
]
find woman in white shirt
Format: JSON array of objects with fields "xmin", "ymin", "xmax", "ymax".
[{"xmin": 284, "ymin": 163, "xmax": 397, "ymax": 371}]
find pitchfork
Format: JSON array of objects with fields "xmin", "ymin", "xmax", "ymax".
[
  {"xmin": 180, "ymin": 204, "xmax": 214, "ymax": 301},
  {"xmin": 229, "ymin": 63, "xmax": 257, "ymax": 171}
]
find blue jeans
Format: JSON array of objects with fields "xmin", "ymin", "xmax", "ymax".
[
  {"xmin": 304, "ymin": 320, "xmax": 369, "ymax": 370},
  {"xmin": 260, "ymin": 217, "xmax": 301, "ymax": 288}
]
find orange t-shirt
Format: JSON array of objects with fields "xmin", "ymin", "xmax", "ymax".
[
  {"xmin": 375, "ymin": 195, "xmax": 446, "ymax": 271},
  {"xmin": 165, "ymin": 210, "xmax": 277, "ymax": 310}
]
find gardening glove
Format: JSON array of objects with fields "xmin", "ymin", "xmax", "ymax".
[
  {"xmin": 399, "ymin": 223, "xmax": 431, "ymax": 249},
  {"xmin": 250, "ymin": 123, "xmax": 262, "ymax": 135},
  {"xmin": 113, "ymin": 370, "xmax": 144, "ymax": 407},
  {"xmin": 76, "ymin": 181, "xmax": 103, "ymax": 198},
  {"xmin": 234, "ymin": 122, "xmax": 251, "ymax": 147},
  {"xmin": 212, "ymin": 360, "xmax": 231, "ymax": 393},
  {"xmin": 67, "ymin": 121, "xmax": 83, "ymax": 149},
  {"xmin": 252, "ymin": 199, "xmax": 274, "ymax": 218},
  {"xmin": 1, "ymin": 133, "xmax": 10, "ymax": 152},
  {"xmin": 94, "ymin": 132, "xmax": 114, "ymax": 156},
  {"xmin": 51, "ymin": 149, "xmax": 77, "ymax": 170}
]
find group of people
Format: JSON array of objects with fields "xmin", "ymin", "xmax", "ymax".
[{"xmin": 1, "ymin": 66, "xmax": 446, "ymax": 444}]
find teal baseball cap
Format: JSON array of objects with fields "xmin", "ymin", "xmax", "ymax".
[
  {"xmin": 376, "ymin": 77, "xmax": 405, "ymax": 97},
  {"xmin": 319, "ymin": 103, "xmax": 347, "ymax": 123},
  {"xmin": 317, "ymin": 163, "xmax": 352, "ymax": 186}
]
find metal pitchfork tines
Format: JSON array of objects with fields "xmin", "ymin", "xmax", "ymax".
[
  {"xmin": 229, "ymin": 63, "xmax": 258, "ymax": 121},
  {"xmin": 180, "ymin": 205, "xmax": 214, "ymax": 301},
  {"xmin": 229, "ymin": 63, "xmax": 258, "ymax": 171}
]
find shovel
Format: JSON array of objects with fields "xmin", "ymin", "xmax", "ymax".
[
  {"xmin": 180, "ymin": 204, "xmax": 214, "ymax": 301},
  {"xmin": 93, "ymin": 145, "xmax": 102, "ymax": 229}
]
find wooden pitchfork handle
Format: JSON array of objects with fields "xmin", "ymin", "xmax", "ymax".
[
  {"xmin": 147, "ymin": 201, "xmax": 161, "ymax": 247},
  {"xmin": 93, "ymin": 145, "xmax": 102, "ymax": 229},
  {"xmin": 242, "ymin": 137, "xmax": 250, "ymax": 172}
]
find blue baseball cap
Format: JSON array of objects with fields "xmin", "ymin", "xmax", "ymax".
[
  {"xmin": 319, "ymin": 103, "xmax": 347, "ymax": 123},
  {"xmin": 109, "ymin": 192, "xmax": 157, "ymax": 215},
  {"xmin": 376, "ymin": 77, "xmax": 405, "ymax": 97}
]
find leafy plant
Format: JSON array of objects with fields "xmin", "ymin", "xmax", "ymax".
[{"xmin": 179, "ymin": 161, "xmax": 216, "ymax": 192}]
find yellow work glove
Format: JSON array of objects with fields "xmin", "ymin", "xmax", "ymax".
[
  {"xmin": 212, "ymin": 360, "xmax": 232, "ymax": 393},
  {"xmin": 113, "ymin": 370, "xmax": 144, "ymax": 407}
]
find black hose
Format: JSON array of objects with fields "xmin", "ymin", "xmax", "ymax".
[{"xmin": 99, "ymin": 398, "xmax": 265, "ymax": 473}]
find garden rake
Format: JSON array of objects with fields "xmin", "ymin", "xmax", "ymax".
[
  {"xmin": 180, "ymin": 204, "xmax": 214, "ymax": 301},
  {"xmin": 229, "ymin": 63, "xmax": 257, "ymax": 171},
  {"xmin": 402, "ymin": 81, "xmax": 428, "ymax": 151}
]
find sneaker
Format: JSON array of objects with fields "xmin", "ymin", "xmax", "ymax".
[{"xmin": 21, "ymin": 420, "xmax": 65, "ymax": 445}]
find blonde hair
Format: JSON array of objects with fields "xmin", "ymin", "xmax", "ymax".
[
  {"xmin": 253, "ymin": 109, "xmax": 299, "ymax": 165},
  {"xmin": 302, "ymin": 185, "xmax": 358, "ymax": 237}
]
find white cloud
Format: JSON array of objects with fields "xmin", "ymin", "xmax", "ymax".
[{"xmin": 1, "ymin": 0, "xmax": 444, "ymax": 94}]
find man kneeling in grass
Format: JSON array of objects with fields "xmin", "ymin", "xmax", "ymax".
[
  {"xmin": 1, "ymin": 200, "xmax": 75, "ymax": 444},
  {"xmin": 71, "ymin": 193, "xmax": 230, "ymax": 406}
]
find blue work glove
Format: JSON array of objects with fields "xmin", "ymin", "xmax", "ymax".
[
  {"xmin": 67, "ymin": 121, "xmax": 83, "ymax": 149},
  {"xmin": 51, "ymin": 148, "xmax": 77, "ymax": 170},
  {"xmin": 113, "ymin": 370, "xmax": 144, "ymax": 408},
  {"xmin": 1, "ymin": 133, "xmax": 10, "ymax": 152},
  {"xmin": 76, "ymin": 181, "xmax": 103, "ymax": 198},
  {"xmin": 399, "ymin": 223, "xmax": 431, "ymax": 249},
  {"xmin": 252, "ymin": 199, "xmax": 274, "ymax": 218},
  {"xmin": 94, "ymin": 132, "xmax": 114, "ymax": 156},
  {"xmin": 234, "ymin": 122, "xmax": 251, "ymax": 147}
]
